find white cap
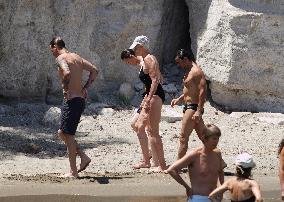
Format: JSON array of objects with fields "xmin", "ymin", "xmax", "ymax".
[
  {"xmin": 129, "ymin": 35, "xmax": 149, "ymax": 50},
  {"xmin": 235, "ymin": 153, "xmax": 256, "ymax": 168}
]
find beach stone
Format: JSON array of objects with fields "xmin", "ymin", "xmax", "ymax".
[
  {"xmin": 256, "ymin": 113, "xmax": 284, "ymax": 126},
  {"xmin": 163, "ymin": 83, "xmax": 177, "ymax": 94},
  {"xmin": 161, "ymin": 105, "xmax": 183, "ymax": 123},
  {"xmin": 229, "ymin": 112, "xmax": 252, "ymax": 119},
  {"xmin": 42, "ymin": 107, "xmax": 61, "ymax": 128},
  {"xmin": 99, "ymin": 108, "xmax": 115, "ymax": 117},
  {"xmin": 86, "ymin": 103, "xmax": 109, "ymax": 114},
  {"xmin": 118, "ymin": 82, "xmax": 135, "ymax": 100}
]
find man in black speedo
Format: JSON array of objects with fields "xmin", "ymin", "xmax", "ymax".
[{"xmin": 171, "ymin": 49, "xmax": 207, "ymax": 159}]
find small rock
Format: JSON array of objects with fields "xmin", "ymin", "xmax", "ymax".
[
  {"xmin": 229, "ymin": 112, "xmax": 252, "ymax": 119},
  {"xmin": 42, "ymin": 107, "xmax": 61, "ymax": 128},
  {"xmin": 257, "ymin": 113, "xmax": 284, "ymax": 125},
  {"xmin": 86, "ymin": 103, "xmax": 109, "ymax": 114},
  {"xmin": 119, "ymin": 82, "xmax": 135, "ymax": 100},
  {"xmin": 99, "ymin": 108, "xmax": 115, "ymax": 116},
  {"xmin": 161, "ymin": 105, "xmax": 183, "ymax": 123}
]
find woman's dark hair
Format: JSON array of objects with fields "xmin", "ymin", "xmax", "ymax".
[
  {"xmin": 176, "ymin": 49, "xmax": 196, "ymax": 63},
  {"xmin": 50, "ymin": 36, "xmax": 65, "ymax": 49},
  {"xmin": 121, "ymin": 48, "xmax": 135, "ymax": 60},
  {"xmin": 278, "ymin": 139, "xmax": 284, "ymax": 155},
  {"xmin": 236, "ymin": 166, "xmax": 252, "ymax": 179}
]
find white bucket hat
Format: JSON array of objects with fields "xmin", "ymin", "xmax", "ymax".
[
  {"xmin": 129, "ymin": 35, "xmax": 149, "ymax": 50},
  {"xmin": 235, "ymin": 153, "xmax": 256, "ymax": 168}
]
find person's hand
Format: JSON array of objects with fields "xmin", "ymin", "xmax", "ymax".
[
  {"xmin": 282, "ymin": 191, "xmax": 284, "ymax": 201},
  {"xmin": 186, "ymin": 186, "xmax": 192, "ymax": 199},
  {"xmin": 171, "ymin": 98, "xmax": 179, "ymax": 107},
  {"xmin": 192, "ymin": 110, "xmax": 202, "ymax": 123},
  {"xmin": 82, "ymin": 87, "xmax": 88, "ymax": 99}
]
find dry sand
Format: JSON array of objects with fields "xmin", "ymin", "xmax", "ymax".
[{"xmin": 0, "ymin": 101, "xmax": 283, "ymax": 201}]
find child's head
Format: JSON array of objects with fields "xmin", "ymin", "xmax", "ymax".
[
  {"xmin": 235, "ymin": 153, "xmax": 256, "ymax": 179},
  {"xmin": 202, "ymin": 124, "xmax": 221, "ymax": 150}
]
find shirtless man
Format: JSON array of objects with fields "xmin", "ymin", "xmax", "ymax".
[
  {"xmin": 49, "ymin": 36, "xmax": 99, "ymax": 178},
  {"xmin": 171, "ymin": 49, "xmax": 207, "ymax": 159},
  {"xmin": 167, "ymin": 124, "xmax": 225, "ymax": 202}
]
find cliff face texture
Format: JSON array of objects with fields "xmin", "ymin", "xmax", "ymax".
[
  {"xmin": 0, "ymin": 0, "xmax": 283, "ymax": 112},
  {"xmin": 188, "ymin": 0, "xmax": 284, "ymax": 112}
]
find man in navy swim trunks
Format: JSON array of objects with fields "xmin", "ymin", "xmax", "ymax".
[
  {"xmin": 171, "ymin": 49, "xmax": 207, "ymax": 159},
  {"xmin": 50, "ymin": 36, "xmax": 99, "ymax": 178}
]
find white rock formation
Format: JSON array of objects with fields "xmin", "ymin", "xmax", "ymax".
[{"xmin": 188, "ymin": 0, "xmax": 284, "ymax": 112}]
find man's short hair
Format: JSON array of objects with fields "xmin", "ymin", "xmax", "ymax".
[
  {"xmin": 204, "ymin": 124, "xmax": 221, "ymax": 139},
  {"xmin": 176, "ymin": 49, "xmax": 196, "ymax": 62},
  {"xmin": 50, "ymin": 36, "xmax": 65, "ymax": 49}
]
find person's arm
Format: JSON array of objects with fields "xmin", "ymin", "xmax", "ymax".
[
  {"xmin": 56, "ymin": 57, "xmax": 71, "ymax": 99},
  {"xmin": 171, "ymin": 94, "xmax": 184, "ymax": 107},
  {"xmin": 82, "ymin": 58, "xmax": 99, "ymax": 89},
  {"xmin": 208, "ymin": 181, "xmax": 229, "ymax": 202},
  {"xmin": 251, "ymin": 181, "xmax": 263, "ymax": 202},
  {"xmin": 143, "ymin": 56, "xmax": 159, "ymax": 108},
  {"xmin": 166, "ymin": 150, "xmax": 196, "ymax": 198},
  {"xmin": 193, "ymin": 70, "xmax": 206, "ymax": 121},
  {"xmin": 279, "ymin": 147, "xmax": 284, "ymax": 200},
  {"xmin": 219, "ymin": 152, "xmax": 226, "ymax": 185}
]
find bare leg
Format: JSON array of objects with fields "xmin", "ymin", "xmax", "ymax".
[
  {"xmin": 63, "ymin": 134, "xmax": 79, "ymax": 178},
  {"xmin": 58, "ymin": 130, "xmax": 90, "ymax": 173},
  {"xmin": 133, "ymin": 110, "xmax": 151, "ymax": 169},
  {"xmin": 177, "ymin": 109, "xmax": 195, "ymax": 159},
  {"xmin": 148, "ymin": 96, "xmax": 167, "ymax": 171}
]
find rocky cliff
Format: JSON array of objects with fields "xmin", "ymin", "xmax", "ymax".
[
  {"xmin": 0, "ymin": 0, "xmax": 283, "ymax": 112},
  {"xmin": 189, "ymin": 0, "xmax": 284, "ymax": 112}
]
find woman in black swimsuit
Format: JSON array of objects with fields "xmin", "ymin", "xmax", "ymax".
[
  {"xmin": 121, "ymin": 36, "xmax": 167, "ymax": 171},
  {"xmin": 209, "ymin": 153, "xmax": 262, "ymax": 202}
]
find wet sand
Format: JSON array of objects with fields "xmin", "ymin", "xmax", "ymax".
[
  {"xmin": 0, "ymin": 102, "xmax": 283, "ymax": 201},
  {"xmin": 0, "ymin": 174, "xmax": 281, "ymax": 201}
]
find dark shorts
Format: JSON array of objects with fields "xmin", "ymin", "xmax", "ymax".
[
  {"xmin": 60, "ymin": 97, "xmax": 85, "ymax": 135},
  {"xmin": 183, "ymin": 103, "xmax": 198, "ymax": 113}
]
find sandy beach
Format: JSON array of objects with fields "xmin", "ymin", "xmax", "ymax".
[{"xmin": 0, "ymin": 101, "xmax": 283, "ymax": 201}]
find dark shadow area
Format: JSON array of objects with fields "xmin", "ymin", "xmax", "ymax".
[
  {"xmin": 228, "ymin": 0, "xmax": 284, "ymax": 14},
  {"xmin": 79, "ymin": 175, "xmax": 133, "ymax": 184},
  {"xmin": 155, "ymin": 0, "xmax": 191, "ymax": 68},
  {"xmin": 0, "ymin": 126, "xmax": 130, "ymax": 160}
]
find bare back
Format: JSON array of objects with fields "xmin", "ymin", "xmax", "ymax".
[
  {"xmin": 57, "ymin": 52, "xmax": 88, "ymax": 99},
  {"xmin": 189, "ymin": 148, "xmax": 223, "ymax": 196},
  {"xmin": 183, "ymin": 64, "xmax": 206, "ymax": 104},
  {"xmin": 228, "ymin": 177, "xmax": 256, "ymax": 201}
]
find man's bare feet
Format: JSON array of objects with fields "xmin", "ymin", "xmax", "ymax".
[
  {"xmin": 60, "ymin": 172, "xmax": 79, "ymax": 178},
  {"xmin": 78, "ymin": 156, "xmax": 91, "ymax": 173},
  {"xmin": 133, "ymin": 161, "xmax": 151, "ymax": 169}
]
